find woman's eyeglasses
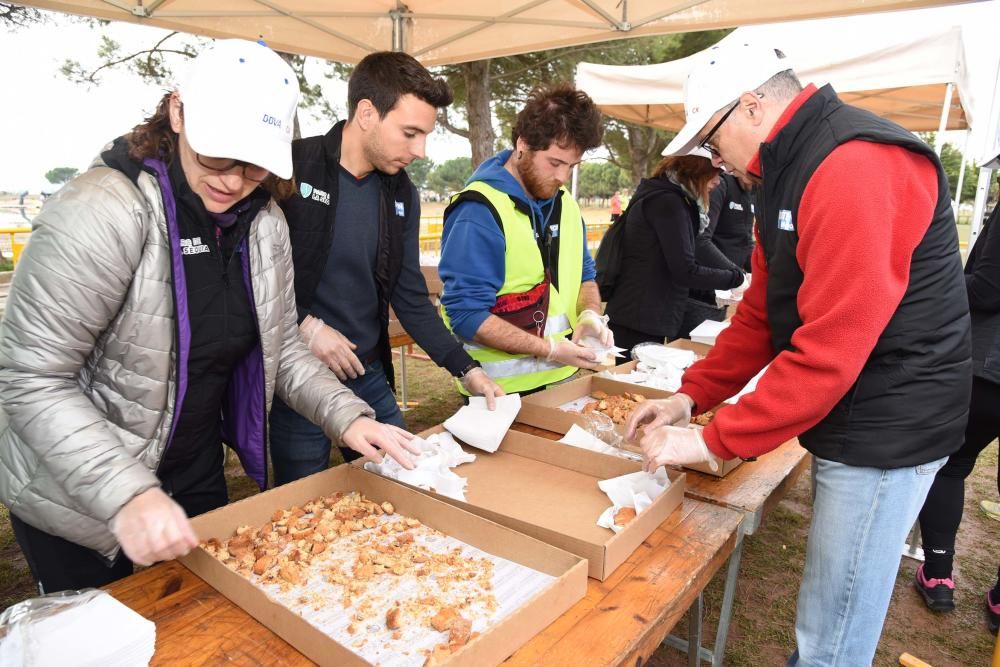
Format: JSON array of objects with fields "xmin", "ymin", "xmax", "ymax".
[{"xmin": 194, "ymin": 154, "xmax": 269, "ymax": 183}]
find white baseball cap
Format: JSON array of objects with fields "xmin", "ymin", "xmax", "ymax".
[
  {"xmin": 179, "ymin": 39, "xmax": 299, "ymax": 179},
  {"xmin": 663, "ymin": 41, "xmax": 792, "ymax": 156}
]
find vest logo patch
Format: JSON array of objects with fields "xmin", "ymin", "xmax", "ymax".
[
  {"xmin": 180, "ymin": 237, "xmax": 210, "ymax": 255},
  {"xmin": 728, "ymin": 202, "xmax": 744, "ymax": 211},
  {"xmin": 394, "ymin": 200, "xmax": 405, "ymax": 217},
  {"xmin": 778, "ymin": 209, "xmax": 795, "ymax": 231},
  {"xmin": 299, "ymin": 181, "xmax": 330, "ymax": 205}
]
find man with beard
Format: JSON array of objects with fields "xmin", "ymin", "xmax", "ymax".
[
  {"xmin": 438, "ymin": 84, "xmax": 611, "ymax": 395},
  {"xmin": 270, "ymin": 52, "xmax": 502, "ymax": 485}
]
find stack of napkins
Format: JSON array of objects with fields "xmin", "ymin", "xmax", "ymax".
[
  {"xmin": 0, "ymin": 591, "xmax": 155, "ymax": 666},
  {"xmin": 443, "ymin": 394, "xmax": 521, "ymax": 453},
  {"xmin": 689, "ymin": 319, "xmax": 731, "ymax": 346},
  {"xmin": 596, "ymin": 467, "xmax": 671, "ymax": 533},
  {"xmin": 364, "ymin": 431, "xmax": 476, "ymax": 500}
]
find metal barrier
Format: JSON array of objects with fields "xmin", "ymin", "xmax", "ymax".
[{"xmin": 0, "ymin": 226, "xmax": 32, "ymax": 267}]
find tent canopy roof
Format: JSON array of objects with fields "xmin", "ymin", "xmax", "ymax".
[
  {"xmin": 23, "ymin": 0, "xmax": 975, "ymax": 66},
  {"xmin": 577, "ymin": 6, "xmax": 998, "ymax": 134}
]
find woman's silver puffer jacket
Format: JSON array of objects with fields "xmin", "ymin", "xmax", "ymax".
[{"xmin": 0, "ymin": 157, "xmax": 373, "ymax": 558}]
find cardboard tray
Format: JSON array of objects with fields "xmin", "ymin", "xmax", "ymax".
[
  {"xmin": 402, "ymin": 427, "xmax": 686, "ymax": 580},
  {"xmin": 517, "ymin": 373, "xmax": 741, "ymax": 478},
  {"xmin": 180, "ymin": 465, "xmax": 587, "ymax": 666}
]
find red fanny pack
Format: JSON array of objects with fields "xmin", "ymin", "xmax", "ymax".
[{"xmin": 490, "ymin": 277, "xmax": 550, "ymax": 337}]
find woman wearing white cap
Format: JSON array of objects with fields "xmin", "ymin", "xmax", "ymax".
[{"xmin": 0, "ymin": 39, "xmax": 419, "ymax": 593}]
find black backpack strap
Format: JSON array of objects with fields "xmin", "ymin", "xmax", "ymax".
[{"xmin": 443, "ymin": 190, "xmax": 505, "ymax": 234}]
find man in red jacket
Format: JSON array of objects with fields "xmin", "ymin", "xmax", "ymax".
[{"xmin": 627, "ymin": 41, "xmax": 970, "ymax": 664}]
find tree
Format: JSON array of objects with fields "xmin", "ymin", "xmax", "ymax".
[
  {"xmin": 59, "ymin": 31, "xmax": 336, "ymax": 140},
  {"xmin": 436, "ymin": 30, "xmax": 730, "ymax": 182},
  {"xmin": 0, "ymin": 3, "xmax": 42, "ymax": 29},
  {"xmin": 426, "ymin": 158, "xmax": 473, "ymax": 198},
  {"xmin": 918, "ymin": 132, "xmax": 978, "ymax": 203},
  {"xmin": 45, "ymin": 167, "xmax": 79, "ymax": 184},
  {"xmin": 577, "ymin": 162, "xmax": 630, "ymax": 200},
  {"xmin": 406, "ymin": 158, "xmax": 435, "ymax": 191}
]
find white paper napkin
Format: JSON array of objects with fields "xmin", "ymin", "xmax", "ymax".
[
  {"xmin": 443, "ymin": 394, "xmax": 521, "ymax": 453},
  {"xmin": 578, "ymin": 335, "xmax": 626, "ymax": 366},
  {"xmin": 0, "ymin": 591, "xmax": 156, "ymax": 667},
  {"xmin": 558, "ymin": 424, "xmax": 622, "ymax": 456},
  {"xmin": 364, "ymin": 431, "xmax": 475, "ymax": 501},
  {"xmin": 689, "ymin": 319, "xmax": 731, "ymax": 346},
  {"xmin": 596, "ymin": 467, "xmax": 671, "ymax": 533}
]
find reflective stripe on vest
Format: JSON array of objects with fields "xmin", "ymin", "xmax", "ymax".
[{"xmin": 441, "ymin": 181, "xmax": 584, "ymax": 395}]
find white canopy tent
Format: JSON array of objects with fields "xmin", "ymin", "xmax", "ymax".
[
  {"xmin": 576, "ymin": 3, "xmax": 1000, "ymax": 241},
  {"xmin": 19, "ymin": 0, "xmax": 979, "ymax": 66}
]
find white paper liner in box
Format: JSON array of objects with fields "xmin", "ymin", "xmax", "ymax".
[
  {"xmin": 598, "ymin": 365, "xmax": 684, "ymax": 392},
  {"xmin": 578, "ymin": 335, "xmax": 626, "ymax": 366},
  {"xmin": 258, "ymin": 515, "xmax": 556, "ymax": 666},
  {"xmin": 365, "ymin": 431, "xmax": 474, "ymax": 501},
  {"xmin": 558, "ymin": 424, "xmax": 622, "ymax": 457},
  {"xmin": 596, "ymin": 467, "xmax": 671, "ymax": 534},
  {"xmin": 443, "ymin": 394, "xmax": 521, "ymax": 453}
]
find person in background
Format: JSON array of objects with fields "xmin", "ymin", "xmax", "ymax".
[
  {"xmin": 915, "ymin": 178, "xmax": 1000, "ymax": 636},
  {"xmin": 627, "ymin": 41, "xmax": 970, "ymax": 663},
  {"xmin": 683, "ymin": 171, "xmax": 756, "ymax": 334},
  {"xmin": 604, "ymin": 155, "xmax": 745, "ymax": 357},
  {"xmin": 610, "ymin": 190, "xmax": 623, "ymax": 223},
  {"xmin": 269, "ymin": 52, "xmax": 502, "ymax": 486},
  {"xmin": 0, "ymin": 40, "xmax": 418, "ymax": 594},
  {"xmin": 438, "ymin": 84, "xmax": 612, "ymax": 395}
]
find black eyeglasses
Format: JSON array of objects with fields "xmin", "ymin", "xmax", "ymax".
[
  {"xmin": 194, "ymin": 154, "xmax": 270, "ymax": 183},
  {"xmin": 698, "ymin": 102, "xmax": 739, "ymax": 158}
]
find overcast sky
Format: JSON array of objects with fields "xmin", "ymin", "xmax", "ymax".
[
  {"xmin": 1, "ymin": 3, "xmax": 997, "ymax": 194},
  {"xmin": 0, "ymin": 10, "xmax": 470, "ymax": 193}
]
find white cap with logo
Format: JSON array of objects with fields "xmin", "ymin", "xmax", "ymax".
[
  {"xmin": 179, "ymin": 39, "xmax": 299, "ymax": 179},
  {"xmin": 663, "ymin": 42, "xmax": 792, "ymax": 157}
]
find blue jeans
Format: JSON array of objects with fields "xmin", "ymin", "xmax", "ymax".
[
  {"xmin": 788, "ymin": 455, "xmax": 947, "ymax": 666},
  {"xmin": 269, "ymin": 359, "xmax": 405, "ymax": 486}
]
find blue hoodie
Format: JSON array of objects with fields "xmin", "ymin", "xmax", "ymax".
[{"xmin": 439, "ymin": 149, "xmax": 596, "ymax": 340}]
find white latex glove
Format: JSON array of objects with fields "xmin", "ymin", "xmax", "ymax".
[
  {"xmin": 460, "ymin": 367, "xmax": 505, "ymax": 410},
  {"xmin": 625, "ymin": 393, "xmax": 695, "ymax": 439},
  {"xmin": 639, "ymin": 424, "xmax": 718, "ymax": 473},
  {"xmin": 572, "ymin": 309, "xmax": 614, "ymax": 347},
  {"xmin": 342, "ymin": 416, "xmax": 421, "ymax": 470},
  {"xmin": 300, "ymin": 315, "xmax": 365, "ymax": 381},
  {"xmin": 109, "ymin": 487, "xmax": 199, "ymax": 566},
  {"xmin": 546, "ymin": 338, "xmax": 601, "ymax": 370},
  {"xmin": 730, "ymin": 273, "xmax": 751, "ymax": 300}
]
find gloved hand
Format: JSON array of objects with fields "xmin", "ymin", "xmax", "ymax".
[
  {"xmin": 300, "ymin": 315, "xmax": 365, "ymax": 381},
  {"xmin": 730, "ymin": 273, "xmax": 751, "ymax": 300},
  {"xmin": 639, "ymin": 424, "xmax": 718, "ymax": 473},
  {"xmin": 342, "ymin": 416, "xmax": 421, "ymax": 469},
  {"xmin": 546, "ymin": 338, "xmax": 601, "ymax": 370},
  {"xmin": 572, "ymin": 309, "xmax": 614, "ymax": 347},
  {"xmin": 625, "ymin": 393, "xmax": 695, "ymax": 438},
  {"xmin": 460, "ymin": 367, "xmax": 505, "ymax": 410},
  {"xmin": 109, "ymin": 487, "xmax": 199, "ymax": 566}
]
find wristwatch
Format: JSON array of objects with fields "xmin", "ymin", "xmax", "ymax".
[{"xmin": 456, "ymin": 360, "xmax": 482, "ymax": 378}]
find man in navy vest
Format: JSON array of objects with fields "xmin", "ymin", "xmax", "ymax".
[
  {"xmin": 627, "ymin": 41, "xmax": 970, "ymax": 664},
  {"xmin": 270, "ymin": 52, "xmax": 502, "ymax": 485}
]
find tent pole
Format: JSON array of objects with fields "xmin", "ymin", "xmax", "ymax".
[
  {"xmin": 967, "ymin": 168, "xmax": 994, "ymax": 255},
  {"xmin": 954, "ymin": 129, "xmax": 971, "ymax": 212},
  {"xmin": 933, "ymin": 82, "xmax": 954, "ymax": 156},
  {"xmin": 391, "ymin": 10, "xmax": 403, "ymax": 51}
]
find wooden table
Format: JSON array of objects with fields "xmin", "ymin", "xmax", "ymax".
[
  {"xmin": 512, "ymin": 423, "xmax": 810, "ymax": 667},
  {"xmin": 106, "ymin": 498, "xmax": 742, "ymax": 666}
]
